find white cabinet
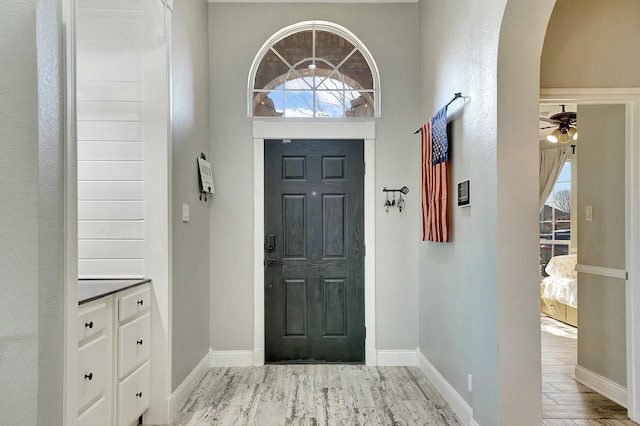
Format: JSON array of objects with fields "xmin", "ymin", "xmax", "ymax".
[
  {"xmin": 116, "ymin": 362, "xmax": 150, "ymax": 426},
  {"xmin": 77, "ymin": 298, "xmax": 113, "ymax": 426},
  {"xmin": 76, "ymin": 283, "xmax": 151, "ymax": 426},
  {"xmin": 115, "ymin": 285, "xmax": 151, "ymax": 426},
  {"xmin": 78, "ymin": 396, "xmax": 108, "ymax": 426}
]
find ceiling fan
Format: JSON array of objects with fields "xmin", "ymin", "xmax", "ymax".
[{"xmin": 540, "ymin": 105, "xmax": 578, "ymax": 143}]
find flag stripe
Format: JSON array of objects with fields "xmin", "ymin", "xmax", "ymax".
[{"xmin": 421, "ymin": 120, "xmax": 450, "ymax": 242}]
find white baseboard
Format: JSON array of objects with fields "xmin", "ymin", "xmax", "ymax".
[
  {"xmin": 253, "ymin": 348, "xmax": 265, "ymax": 366},
  {"xmin": 210, "ymin": 350, "xmax": 255, "ymax": 367},
  {"xmin": 168, "ymin": 351, "xmax": 211, "ymax": 420},
  {"xmin": 376, "ymin": 349, "xmax": 418, "ymax": 366},
  {"xmin": 574, "ymin": 364, "xmax": 628, "ymax": 408},
  {"xmin": 366, "ymin": 347, "xmax": 378, "ymax": 366},
  {"xmin": 417, "ymin": 350, "xmax": 474, "ymax": 426}
]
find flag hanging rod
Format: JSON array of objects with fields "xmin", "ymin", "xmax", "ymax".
[{"xmin": 413, "ymin": 92, "xmax": 463, "ymax": 134}]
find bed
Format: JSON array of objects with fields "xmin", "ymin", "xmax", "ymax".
[{"xmin": 540, "ymin": 254, "xmax": 578, "ymax": 327}]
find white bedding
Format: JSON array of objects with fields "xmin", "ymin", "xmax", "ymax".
[{"xmin": 541, "ymin": 275, "xmax": 577, "ymax": 308}]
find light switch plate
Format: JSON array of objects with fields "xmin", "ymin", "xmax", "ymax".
[
  {"xmin": 182, "ymin": 204, "xmax": 190, "ymax": 222},
  {"xmin": 586, "ymin": 205, "xmax": 593, "ymax": 221}
]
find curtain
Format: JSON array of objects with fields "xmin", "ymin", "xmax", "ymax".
[{"xmin": 539, "ymin": 146, "xmax": 571, "ymax": 212}]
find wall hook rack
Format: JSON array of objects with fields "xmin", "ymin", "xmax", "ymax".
[{"xmin": 383, "ymin": 186, "xmax": 409, "ymax": 213}]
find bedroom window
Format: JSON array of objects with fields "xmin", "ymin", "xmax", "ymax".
[
  {"xmin": 540, "ymin": 160, "xmax": 572, "ymax": 276},
  {"xmin": 248, "ymin": 21, "xmax": 380, "ymax": 118}
]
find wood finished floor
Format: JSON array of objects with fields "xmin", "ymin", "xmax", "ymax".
[
  {"xmin": 163, "ymin": 365, "xmax": 462, "ymax": 425},
  {"xmin": 541, "ymin": 315, "xmax": 638, "ymax": 426}
]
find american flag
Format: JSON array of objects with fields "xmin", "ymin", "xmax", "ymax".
[{"xmin": 421, "ymin": 107, "xmax": 450, "ymax": 242}]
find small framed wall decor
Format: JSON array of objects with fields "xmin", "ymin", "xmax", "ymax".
[
  {"xmin": 457, "ymin": 179, "xmax": 470, "ymax": 207},
  {"xmin": 198, "ymin": 153, "xmax": 215, "ymax": 201}
]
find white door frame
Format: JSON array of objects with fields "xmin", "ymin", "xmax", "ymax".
[
  {"xmin": 541, "ymin": 88, "xmax": 640, "ymax": 420},
  {"xmin": 252, "ymin": 120, "xmax": 377, "ymax": 366}
]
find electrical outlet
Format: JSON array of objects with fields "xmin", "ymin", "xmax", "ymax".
[{"xmin": 467, "ymin": 374, "xmax": 473, "ymax": 392}]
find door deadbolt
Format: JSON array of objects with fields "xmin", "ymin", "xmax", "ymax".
[{"xmin": 266, "ymin": 234, "xmax": 276, "ymax": 252}]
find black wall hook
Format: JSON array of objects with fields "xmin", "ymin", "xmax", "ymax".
[{"xmin": 383, "ymin": 186, "xmax": 409, "ymax": 195}]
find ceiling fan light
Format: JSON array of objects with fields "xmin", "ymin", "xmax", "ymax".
[
  {"xmin": 547, "ymin": 129, "xmax": 561, "ymax": 143},
  {"xmin": 558, "ymin": 130, "xmax": 570, "ymax": 143},
  {"xmin": 567, "ymin": 127, "xmax": 578, "ymax": 140}
]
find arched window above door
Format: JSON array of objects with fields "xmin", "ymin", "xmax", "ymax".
[{"xmin": 249, "ymin": 21, "xmax": 380, "ymax": 118}]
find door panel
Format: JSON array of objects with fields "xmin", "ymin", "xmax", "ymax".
[{"xmin": 265, "ymin": 139, "xmax": 364, "ymax": 363}]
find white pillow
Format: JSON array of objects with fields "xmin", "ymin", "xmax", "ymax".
[{"xmin": 545, "ymin": 254, "xmax": 577, "ymax": 279}]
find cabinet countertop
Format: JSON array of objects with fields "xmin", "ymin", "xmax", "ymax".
[{"xmin": 78, "ymin": 279, "xmax": 151, "ymax": 305}]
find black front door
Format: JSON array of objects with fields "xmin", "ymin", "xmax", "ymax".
[{"xmin": 264, "ymin": 139, "xmax": 365, "ymax": 363}]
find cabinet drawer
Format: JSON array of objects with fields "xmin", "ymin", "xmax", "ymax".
[
  {"xmin": 117, "ymin": 361, "xmax": 150, "ymax": 426},
  {"xmin": 118, "ymin": 286, "xmax": 150, "ymax": 323},
  {"xmin": 78, "ymin": 334, "xmax": 109, "ymax": 412},
  {"xmin": 78, "ymin": 395, "xmax": 108, "ymax": 426},
  {"xmin": 118, "ymin": 312, "xmax": 150, "ymax": 379},
  {"xmin": 78, "ymin": 300, "xmax": 108, "ymax": 344}
]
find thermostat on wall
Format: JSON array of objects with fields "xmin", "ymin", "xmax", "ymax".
[{"xmin": 458, "ymin": 180, "xmax": 470, "ymax": 207}]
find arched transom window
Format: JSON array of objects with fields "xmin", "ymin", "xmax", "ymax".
[{"xmin": 249, "ymin": 21, "xmax": 380, "ymax": 118}]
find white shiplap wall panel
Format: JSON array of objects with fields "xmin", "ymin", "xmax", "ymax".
[
  {"xmin": 78, "ymin": 161, "xmax": 144, "ymax": 181},
  {"xmin": 78, "ymin": 201, "xmax": 144, "ymax": 220},
  {"xmin": 77, "ymin": 101, "xmax": 143, "ymax": 121},
  {"xmin": 77, "ymin": 22, "xmax": 142, "ymax": 42},
  {"xmin": 77, "ymin": 82, "xmax": 143, "ymax": 102},
  {"xmin": 77, "ymin": 121, "xmax": 144, "ymax": 141},
  {"xmin": 78, "ymin": 240, "xmax": 145, "ymax": 259},
  {"xmin": 77, "ymin": 1, "xmax": 145, "ymax": 278},
  {"xmin": 78, "ymin": 142, "xmax": 144, "ymax": 161},
  {"xmin": 78, "ymin": 181, "xmax": 144, "ymax": 201},
  {"xmin": 76, "ymin": 9, "xmax": 142, "ymax": 23},
  {"xmin": 77, "ymin": 42, "xmax": 142, "ymax": 63},
  {"xmin": 77, "ymin": 0, "xmax": 142, "ymax": 10},
  {"xmin": 77, "ymin": 62, "xmax": 141, "ymax": 82},
  {"xmin": 78, "ymin": 221, "xmax": 145, "ymax": 240},
  {"xmin": 78, "ymin": 260, "xmax": 145, "ymax": 278}
]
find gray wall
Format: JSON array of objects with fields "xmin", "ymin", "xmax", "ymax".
[
  {"xmin": 542, "ymin": 0, "xmax": 640, "ymax": 88},
  {"xmin": 0, "ymin": 0, "xmax": 65, "ymax": 424},
  {"xmin": 419, "ymin": 0, "xmax": 553, "ymax": 424},
  {"xmin": 208, "ymin": 3, "xmax": 419, "ymax": 352},
  {"xmin": 171, "ymin": 0, "xmax": 211, "ymax": 390},
  {"xmin": 576, "ymin": 104, "xmax": 626, "ymax": 386},
  {"xmin": 37, "ymin": 0, "xmax": 65, "ymax": 423}
]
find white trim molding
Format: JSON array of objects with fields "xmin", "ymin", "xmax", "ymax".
[
  {"xmin": 169, "ymin": 351, "xmax": 211, "ymax": 420},
  {"xmin": 252, "ymin": 120, "xmax": 377, "ymax": 366},
  {"xmin": 417, "ymin": 350, "xmax": 473, "ymax": 426},
  {"xmin": 575, "ymin": 365, "xmax": 628, "ymax": 408},
  {"xmin": 576, "ymin": 264, "xmax": 626, "ymax": 280},
  {"xmin": 376, "ymin": 350, "xmax": 418, "ymax": 366},
  {"xmin": 211, "ymin": 350, "xmax": 255, "ymax": 367}
]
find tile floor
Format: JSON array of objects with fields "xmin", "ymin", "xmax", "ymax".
[
  {"xmin": 154, "ymin": 316, "xmax": 639, "ymax": 425},
  {"xmin": 166, "ymin": 365, "xmax": 461, "ymax": 425}
]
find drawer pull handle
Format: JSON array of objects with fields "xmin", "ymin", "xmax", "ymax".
[
  {"xmin": 84, "ymin": 372, "xmax": 93, "ymax": 381},
  {"xmin": 136, "ymin": 339, "xmax": 143, "ymax": 346},
  {"xmin": 85, "ymin": 321, "xmax": 94, "ymax": 329},
  {"xmin": 136, "ymin": 392, "xmax": 143, "ymax": 398},
  {"xmin": 137, "ymin": 300, "xmax": 144, "ymax": 306}
]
